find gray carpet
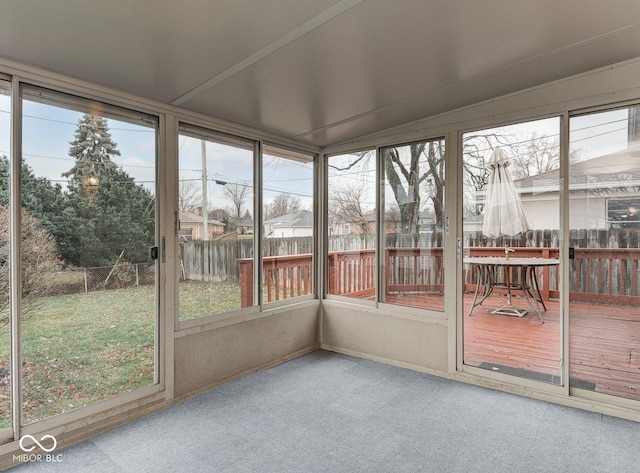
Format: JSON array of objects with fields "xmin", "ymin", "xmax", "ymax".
[{"xmin": 9, "ymin": 350, "xmax": 640, "ymax": 472}]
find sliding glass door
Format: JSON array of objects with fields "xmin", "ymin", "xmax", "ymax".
[
  {"xmin": 20, "ymin": 86, "xmax": 159, "ymax": 424},
  {"xmin": 461, "ymin": 118, "xmax": 563, "ymax": 384},
  {"xmin": 0, "ymin": 79, "xmax": 12, "ymax": 438},
  {"xmin": 568, "ymin": 106, "xmax": 640, "ymax": 401}
]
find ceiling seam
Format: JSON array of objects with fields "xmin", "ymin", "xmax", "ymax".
[{"xmin": 170, "ymin": 0, "xmax": 363, "ymax": 106}]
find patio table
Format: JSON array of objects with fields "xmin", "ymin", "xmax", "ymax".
[{"xmin": 465, "ymin": 256, "xmax": 559, "ymax": 323}]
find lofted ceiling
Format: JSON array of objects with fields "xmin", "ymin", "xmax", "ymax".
[{"xmin": 1, "ymin": 0, "xmax": 639, "ymax": 148}]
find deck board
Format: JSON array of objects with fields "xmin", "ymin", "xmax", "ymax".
[{"xmin": 384, "ymin": 292, "xmax": 640, "ymax": 401}]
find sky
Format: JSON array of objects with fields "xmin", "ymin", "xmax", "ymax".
[
  {"xmin": 0, "ymin": 90, "xmax": 315, "ymax": 214},
  {"xmin": 328, "ymin": 111, "xmax": 632, "ymax": 216},
  {"xmin": 178, "ymin": 136, "xmax": 314, "ymax": 215},
  {"xmin": 0, "ymin": 85, "xmax": 632, "ymax": 217}
]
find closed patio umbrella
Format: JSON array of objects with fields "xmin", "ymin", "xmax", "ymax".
[
  {"xmin": 482, "ymin": 148, "xmax": 529, "ymax": 317},
  {"xmin": 482, "ymin": 148, "xmax": 529, "ymax": 238}
]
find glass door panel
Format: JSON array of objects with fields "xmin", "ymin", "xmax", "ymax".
[
  {"xmin": 462, "ymin": 118, "xmax": 562, "ymax": 384},
  {"xmin": 21, "ymin": 88, "xmax": 158, "ymax": 424},
  {"xmin": 0, "ymin": 80, "xmax": 11, "ymax": 434},
  {"xmin": 381, "ymin": 139, "xmax": 445, "ymax": 311},
  {"xmin": 568, "ymin": 107, "xmax": 640, "ymax": 400}
]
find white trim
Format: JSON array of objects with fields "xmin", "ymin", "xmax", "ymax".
[{"xmin": 160, "ymin": 112, "xmax": 175, "ymax": 401}]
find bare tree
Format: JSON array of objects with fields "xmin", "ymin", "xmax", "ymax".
[
  {"xmin": 0, "ymin": 207, "xmax": 58, "ymax": 332},
  {"xmin": 508, "ymin": 132, "xmax": 581, "ymax": 180},
  {"xmin": 224, "ymin": 183, "xmax": 250, "ymax": 218},
  {"xmin": 329, "ymin": 183, "xmax": 373, "ymax": 234},
  {"xmin": 266, "ymin": 193, "xmax": 300, "ymax": 219},
  {"xmin": 383, "ymin": 140, "xmax": 450, "ymax": 244},
  {"xmin": 178, "ymin": 181, "xmax": 201, "ymax": 213},
  {"xmin": 330, "ymin": 130, "xmax": 570, "ymax": 239}
]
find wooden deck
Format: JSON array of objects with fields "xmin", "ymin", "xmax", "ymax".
[{"xmin": 385, "ymin": 292, "xmax": 640, "ymax": 402}]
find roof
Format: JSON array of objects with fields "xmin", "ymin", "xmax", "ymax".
[
  {"xmin": 179, "ymin": 210, "xmax": 224, "ymax": 226},
  {"xmin": 515, "ymin": 145, "xmax": 640, "ymax": 193},
  {"xmin": 265, "ymin": 210, "xmax": 313, "ymax": 228}
]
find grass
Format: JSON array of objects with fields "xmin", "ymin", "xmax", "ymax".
[
  {"xmin": 0, "ymin": 286, "xmax": 155, "ymax": 426},
  {"xmin": 0, "ymin": 280, "xmax": 243, "ymax": 428},
  {"xmin": 179, "ymin": 280, "xmax": 242, "ymax": 321}
]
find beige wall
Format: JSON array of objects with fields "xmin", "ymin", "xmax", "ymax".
[
  {"xmin": 174, "ymin": 303, "xmax": 320, "ymax": 398},
  {"xmin": 321, "ymin": 302, "xmax": 449, "ymax": 373}
]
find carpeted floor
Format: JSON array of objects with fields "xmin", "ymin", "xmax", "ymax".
[{"xmin": 9, "ymin": 350, "xmax": 640, "ymax": 472}]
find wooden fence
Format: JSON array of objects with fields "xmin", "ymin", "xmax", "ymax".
[{"xmin": 181, "ymin": 237, "xmax": 314, "ymax": 282}]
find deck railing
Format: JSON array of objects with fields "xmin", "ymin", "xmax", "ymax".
[
  {"xmin": 327, "ymin": 249, "xmax": 376, "ymax": 298},
  {"xmin": 238, "ymin": 253, "xmax": 314, "ymax": 307},
  {"xmin": 238, "ymin": 247, "xmax": 640, "ymax": 307}
]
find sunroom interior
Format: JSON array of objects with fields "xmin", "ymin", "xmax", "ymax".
[{"xmin": 1, "ymin": 0, "xmax": 640, "ymax": 469}]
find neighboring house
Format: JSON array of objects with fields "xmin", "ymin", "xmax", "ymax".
[
  {"xmin": 514, "ymin": 145, "xmax": 640, "ymax": 231},
  {"xmin": 265, "ymin": 210, "xmax": 313, "ymax": 238},
  {"xmin": 232, "ymin": 216, "xmax": 255, "ymax": 235},
  {"xmin": 178, "ymin": 210, "xmax": 225, "ymax": 241},
  {"xmin": 330, "ymin": 210, "xmax": 434, "ymax": 235}
]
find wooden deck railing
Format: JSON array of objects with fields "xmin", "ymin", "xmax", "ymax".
[
  {"xmin": 570, "ymin": 248, "xmax": 640, "ymax": 305},
  {"xmin": 238, "ymin": 247, "xmax": 640, "ymax": 307},
  {"xmin": 327, "ymin": 249, "xmax": 376, "ymax": 298},
  {"xmin": 238, "ymin": 253, "xmax": 314, "ymax": 308}
]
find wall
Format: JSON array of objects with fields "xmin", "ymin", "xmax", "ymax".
[
  {"xmin": 174, "ymin": 302, "xmax": 320, "ymax": 398},
  {"xmin": 321, "ymin": 301, "xmax": 448, "ymax": 373}
]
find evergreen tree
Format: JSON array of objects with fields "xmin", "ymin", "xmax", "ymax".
[
  {"xmin": 63, "ymin": 114, "xmax": 119, "ymax": 194},
  {"xmin": 0, "ymin": 155, "xmax": 66, "ymax": 238},
  {"xmin": 61, "ymin": 115, "xmax": 155, "ymax": 267}
]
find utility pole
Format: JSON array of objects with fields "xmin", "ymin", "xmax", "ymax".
[
  {"xmin": 629, "ymin": 108, "xmax": 640, "ymax": 145},
  {"xmin": 201, "ymin": 140, "xmax": 209, "ymax": 240}
]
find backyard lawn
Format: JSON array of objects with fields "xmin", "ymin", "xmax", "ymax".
[{"xmin": 0, "ymin": 280, "xmax": 241, "ymax": 428}]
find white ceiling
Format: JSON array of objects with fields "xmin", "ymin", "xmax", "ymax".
[{"xmin": 1, "ymin": 0, "xmax": 639, "ymax": 148}]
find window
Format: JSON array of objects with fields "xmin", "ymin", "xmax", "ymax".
[
  {"xmin": 178, "ymin": 124, "xmax": 256, "ymax": 320},
  {"xmin": 262, "ymin": 145, "xmax": 315, "ymax": 304},
  {"xmin": 607, "ymin": 197, "xmax": 640, "ymax": 227},
  {"xmin": 326, "ymin": 150, "xmax": 376, "ymax": 299},
  {"xmin": 380, "ymin": 139, "xmax": 446, "ymax": 311}
]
